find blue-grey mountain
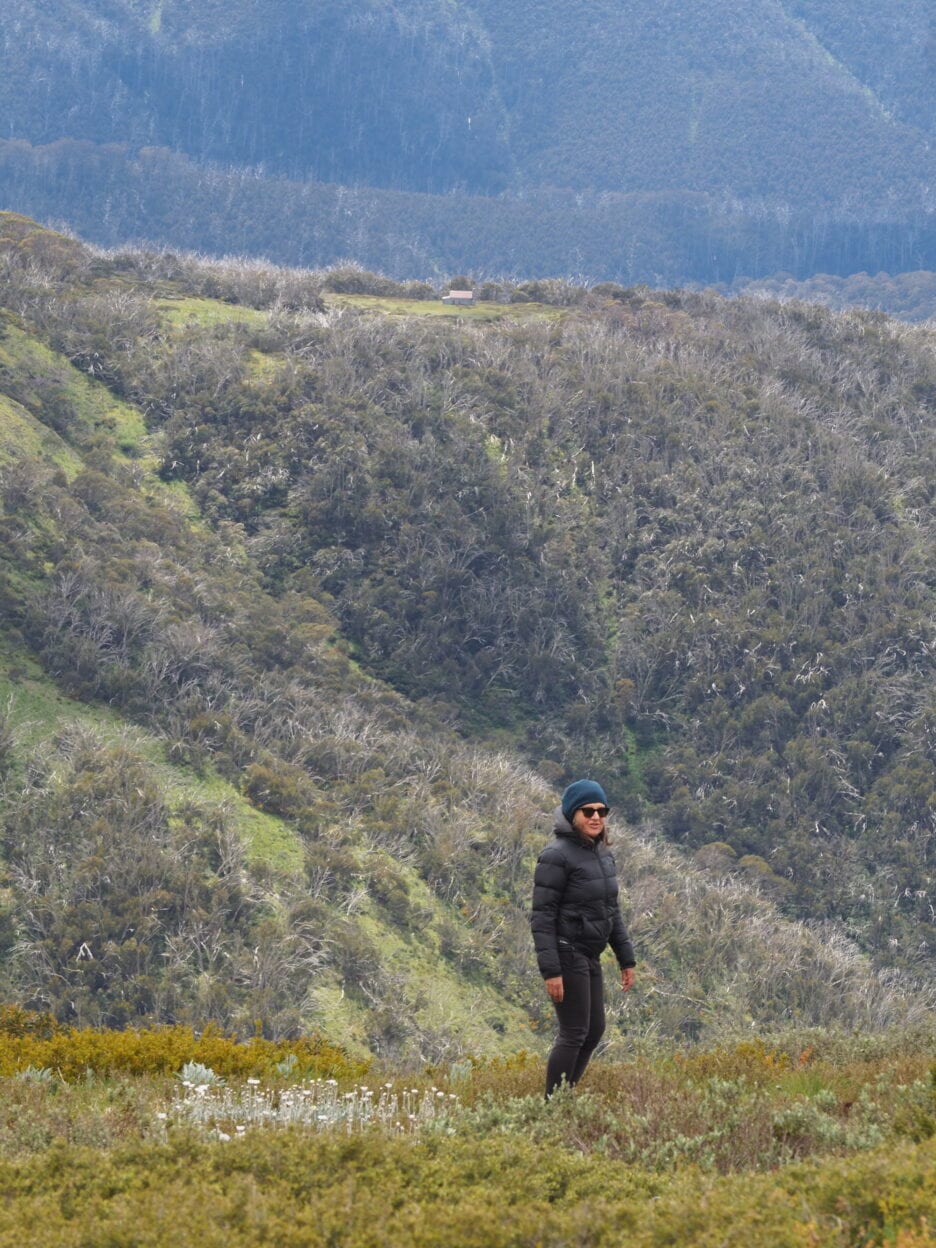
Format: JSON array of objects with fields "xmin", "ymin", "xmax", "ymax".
[{"xmin": 0, "ymin": 1, "xmax": 933, "ymax": 284}]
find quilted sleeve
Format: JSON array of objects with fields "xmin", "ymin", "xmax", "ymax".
[{"xmin": 530, "ymin": 844, "xmax": 568, "ymax": 979}]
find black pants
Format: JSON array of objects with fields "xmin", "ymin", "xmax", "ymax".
[{"xmin": 545, "ymin": 947, "xmax": 605, "ymax": 1098}]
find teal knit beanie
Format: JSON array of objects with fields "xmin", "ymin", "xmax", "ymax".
[{"xmin": 560, "ymin": 779, "xmax": 608, "ymax": 820}]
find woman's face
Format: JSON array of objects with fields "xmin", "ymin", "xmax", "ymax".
[{"xmin": 572, "ymin": 804, "xmax": 608, "ymax": 839}]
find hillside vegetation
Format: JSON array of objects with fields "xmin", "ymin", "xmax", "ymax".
[{"xmin": 0, "ymin": 214, "xmax": 934, "ymax": 1057}]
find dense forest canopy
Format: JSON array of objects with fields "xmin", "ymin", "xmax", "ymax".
[
  {"xmin": 0, "ymin": 215, "xmax": 933, "ymax": 1055},
  {"xmin": 466, "ymin": 0, "xmax": 934, "ymax": 203},
  {"xmin": 0, "ymin": 1, "xmax": 933, "ymax": 290}
]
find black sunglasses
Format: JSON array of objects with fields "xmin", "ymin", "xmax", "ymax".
[{"xmin": 578, "ymin": 805, "xmax": 610, "ymax": 818}]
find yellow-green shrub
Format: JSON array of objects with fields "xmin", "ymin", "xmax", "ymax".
[
  {"xmin": 0, "ymin": 1007, "xmax": 368, "ymax": 1081},
  {"xmin": 0, "ymin": 1132, "xmax": 933, "ymax": 1247}
]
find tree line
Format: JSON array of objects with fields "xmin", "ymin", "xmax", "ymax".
[{"xmin": 3, "ymin": 140, "xmax": 936, "ymax": 292}]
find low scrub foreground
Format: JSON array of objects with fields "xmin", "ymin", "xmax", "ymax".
[{"xmin": 0, "ymin": 1013, "xmax": 934, "ymax": 1246}]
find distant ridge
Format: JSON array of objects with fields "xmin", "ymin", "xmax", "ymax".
[{"xmin": 0, "ymin": 1, "xmax": 933, "ymax": 286}]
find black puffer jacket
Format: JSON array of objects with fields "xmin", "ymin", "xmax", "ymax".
[{"xmin": 531, "ymin": 808, "xmax": 636, "ymax": 979}]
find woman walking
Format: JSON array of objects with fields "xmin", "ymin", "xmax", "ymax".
[{"xmin": 531, "ymin": 779, "xmax": 636, "ymax": 1097}]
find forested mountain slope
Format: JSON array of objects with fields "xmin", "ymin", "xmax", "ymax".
[
  {"xmin": 784, "ymin": 0, "xmax": 936, "ymax": 135},
  {"xmin": 0, "ymin": 215, "xmax": 933, "ymax": 1054},
  {"xmin": 0, "ymin": 1, "xmax": 933, "ymax": 285},
  {"xmin": 467, "ymin": 0, "xmax": 934, "ymax": 205},
  {"xmin": 4, "ymin": 0, "xmax": 932, "ymax": 203},
  {"xmin": 1, "ymin": 0, "xmax": 510, "ymax": 194}
]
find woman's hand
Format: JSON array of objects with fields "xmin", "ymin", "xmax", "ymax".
[
  {"xmin": 620, "ymin": 967, "xmax": 635, "ymax": 992},
  {"xmin": 545, "ymin": 976, "xmax": 564, "ymax": 1003}
]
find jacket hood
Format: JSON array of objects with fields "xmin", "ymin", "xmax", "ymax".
[{"xmin": 552, "ymin": 806, "xmax": 575, "ymax": 836}]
